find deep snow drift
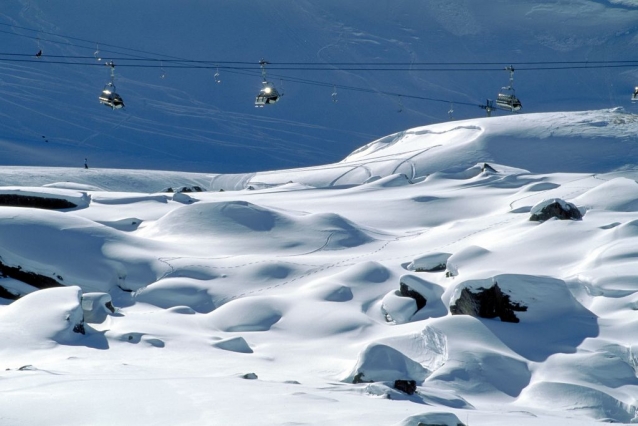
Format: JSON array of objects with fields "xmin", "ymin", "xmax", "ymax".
[{"xmin": 1, "ymin": 109, "xmax": 638, "ymax": 425}]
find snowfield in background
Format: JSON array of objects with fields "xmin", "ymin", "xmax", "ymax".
[{"xmin": 0, "ymin": 110, "xmax": 638, "ymax": 425}]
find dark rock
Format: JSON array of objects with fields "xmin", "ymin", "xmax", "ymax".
[
  {"xmin": 18, "ymin": 365, "xmax": 36, "ymax": 371},
  {"xmin": 0, "ymin": 194, "xmax": 76, "ymax": 210},
  {"xmin": 0, "ymin": 284, "xmax": 20, "ymax": 300},
  {"xmin": 72, "ymin": 322, "xmax": 86, "ymax": 335},
  {"xmin": 399, "ymin": 282, "xmax": 427, "ymax": 310},
  {"xmin": 414, "ymin": 263, "xmax": 447, "ymax": 273},
  {"xmin": 0, "ymin": 260, "xmax": 64, "ymax": 291},
  {"xmin": 481, "ymin": 163, "xmax": 497, "ymax": 173},
  {"xmin": 393, "ymin": 379, "xmax": 417, "ymax": 395},
  {"xmin": 450, "ymin": 282, "xmax": 527, "ymax": 323},
  {"xmin": 242, "ymin": 372, "xmax": 258, "ymax": 380},
  {"xmin": 353, "ymin": 372, "xmax": 372, "ymax": 384},
  {"xmin": 162, "ymin": 186, "xmax": 204, "ymax": 193},
  {"xmin": 530, "ymin": 199, "xmax": 582, "ymax": 222}
]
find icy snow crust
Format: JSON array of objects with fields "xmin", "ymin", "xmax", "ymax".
[{"xmin": 2, "ymin": 110, "xmax": 638, "ymax": 425}]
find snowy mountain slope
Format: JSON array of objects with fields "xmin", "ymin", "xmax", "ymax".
[
  {"xmin": 2, "ymin": 1, "xmax": 638, "ymax": 172},
  {"xmin": 1, "ymin": 110, "xmax": 638, "ymax": 425}
]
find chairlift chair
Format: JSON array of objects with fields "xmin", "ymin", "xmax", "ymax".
[
  {"xmin": 495, "ymin": 91, "xmax": 522, "ymax": 112},
  {"xmin": 495, "ymin": 65, "xmax": 522, "ymax": 112},
  {"xmin": 99, "ymin": 83, "xmax": 124, "ymax": 109},
  {"xmin": 255, "ymin": 81, "xmax": 280, "ymax": 107}
]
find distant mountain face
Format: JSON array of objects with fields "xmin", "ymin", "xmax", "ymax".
[{"xmin": 2, "ymin": 0, "xmax": 638, "ymax": 173}]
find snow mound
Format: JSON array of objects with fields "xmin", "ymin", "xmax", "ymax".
[
  {"xmin": 392, "ymin": 412, "xmax": 466, "ymax": 426},
  {"xmin": 0, "ymin": 286, "xmax": 85, "ymax": 346},
  {"xmin": 517, "ymin": 381, "xmax": 637, "ymax": 423},
  {"xmin": 135, "ymin": 278, "xmax": 217, "ymax": 313},
  {"xmin": 0, "ymin": 207, "xmax": 158, "ymax": 292},
  {"xmin": 343, "ymin": 343, "xmax": 429, "ymax": 384},
  {"xmin": 574, "ymin": 177, "xmax": 638, "ymax": 212},
  {"xmin": 206, "ymin": 296, "xmax": 285, "ymax": 332},
  {"xmin": 137, "ymin": 200, "xmax": 375, "ymax": 253}
]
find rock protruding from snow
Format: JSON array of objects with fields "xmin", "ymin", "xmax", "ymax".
[
  {"xmin": 0, "ymin": 260, "xmax": 64, "ymax": 291},
  {"xmin": 211, "ymin": 336, "xmax": 253, "ymax": 354},
  {"xmin": 450, "ymin": 281, "xmax": 527, "ymax": 323},
  {"xmin": 81, "ymin": 292, "xmax": 115, "ymax": 323},
  {"xmin": 0, "ymin": 188, "xmax": 90, "ymax": 210},
  {"xmin": 529, "ymin": 198, "xmax": 582, "ymax": 222},
  {"xmin": 393, "ymin": 379, "xmax": 417, "ymax": 395},
  {"xmin": 382, "ymin": 275, "xmax": 446, "ymax": 324},
  {"xmin": 407, "ymin": 252, "xmax": 451, "ymax": 272},
  {"xmin": 392, "ymin": 412, "xmax": 466, "ymax": 426},
  {"xmin": 382, "ymin": 291, "xmax": 417, "ymax": 324},
  {"xmin": 162, "ymin": 185, "xmax": 205, "ymax": 193},
  {"xmin": 344, "ymin": 343, "xmax": 429, "ymax": 384}
]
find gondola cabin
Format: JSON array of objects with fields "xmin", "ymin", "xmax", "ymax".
[
  {"xmin": 255, "ymin": 82, "xmax": 280, "ymax": 107},
  {"xmin": 99, "ymin": 86, "xmax": 124, "ymax": 109},
  {"xmin": 495, "ymin": 92, "xmax": 522, "ymax": 112}
]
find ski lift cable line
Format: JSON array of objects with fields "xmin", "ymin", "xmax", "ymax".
[
  {"xmin": 2, "ymin": 51, "xmax": 638, "ymax": 69},
  {"xmin": 4, "ymin": 21, "xmax": 638, "ymax": 74},
  {"xmin": 2, "ymin": 56, "xmax": 638, "ymax": 72}
]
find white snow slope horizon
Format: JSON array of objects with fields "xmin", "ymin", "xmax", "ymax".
[{"xmin": 2, "ymin": 108, "xmax": 638, "ymax": 425}]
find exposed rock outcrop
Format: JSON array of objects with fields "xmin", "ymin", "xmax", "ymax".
[
  {"xmin": 0, "ymin": 194, "xmax": 77, "ymax": 209},
  {"xmin": 393, "ymin": 379, "xmax": 417, "ymax": 395},
  {"xmin": 450, "ymin": 282, "xmax": 527, "ymax": 323},
  {"xmin": 162, "ymin": 185, "xmax": 205, "ymax": 193},
  {"xmin": 529, "ymin": 198, "xmax": 582, "ymax": 222},
  {"xmin": 0, "ymin": 260, "xmax": 64, "ymax": 291}
]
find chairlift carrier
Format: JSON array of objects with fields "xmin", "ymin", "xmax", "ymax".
[
  {"xmin": 99, "ymin": 61, "xmax": 124, "ymax": 109},
  {"xmin": 495, "ymin": 66, "xmax": 522, "ymax": 112},
  {"xmin": 255, "ymin": 59, "xmax": 281, "ymax": 107},
  {"xmin": 99, "ymin": 82, "xmax": 124, "ymax": 109}
]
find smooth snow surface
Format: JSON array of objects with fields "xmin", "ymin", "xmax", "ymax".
[{"xmin": 1, "ymin": 109, "xmax": 638, "ymax": 425}]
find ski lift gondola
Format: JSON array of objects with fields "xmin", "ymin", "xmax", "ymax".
[
  {"xmin": 495, "ymin": 66, "xmax": 522, "ymax": 112},
  {"xmin": 632, "ymin": 86, "xmax": 638, "ymax": 103},
  {"xmin": 255, "ymin": 59, "xmax": 281, "ymax": 107},
  {"xmin": 99, "ymin": 61, "xmax": 124, "ymax": 109}
]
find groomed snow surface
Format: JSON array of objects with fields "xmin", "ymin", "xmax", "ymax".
[{"xmin": 2, "ymin": 110, "xmax": 638, "ymax": 425}]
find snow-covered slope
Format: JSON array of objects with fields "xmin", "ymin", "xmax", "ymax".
[{"xmin": 1, "ymin": 109, "xmax": 638, "ymax": 425}]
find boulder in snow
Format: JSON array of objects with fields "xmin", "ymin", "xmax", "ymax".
[
  {"xmin": 450, "ymin": 281, "xmax": 527, "ymax": 323},
  {"xmin": 529, "ymin": 198, "xmax": 582, "ymax": 222},
  {"xmin": 407, "ymin": 252, "xmax": 451, "ymax": 272},
  {"xmin": 382, "ymin": 275, "xmax": 445, "ymax": 324},
  {"xmin": 212, "ymin": 336, "xmax": 253, "ymax": 354},
  {"xmin": 393, "ymin": 379, "xmax": 417, "ymax": 395}
]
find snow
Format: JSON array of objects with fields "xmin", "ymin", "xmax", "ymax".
[
  {"xmin": 0, "ymin": 109, "xmax": 637, "ymax": 425},
  {"xmin": 3, "ymin": 2, "xmax": 638, "ymax": 425}
]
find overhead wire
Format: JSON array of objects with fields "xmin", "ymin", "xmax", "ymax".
[{"xmin": 2, "ymin": 19, "xmax": 637, "ymax": 113}]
